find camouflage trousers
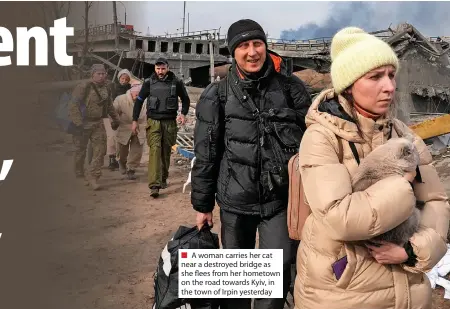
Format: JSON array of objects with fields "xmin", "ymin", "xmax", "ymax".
[
  {"xmin": 86, "ymin": 118, "xmax": 117, "ymax": 163},
  {"xmin": 72, "ymin": 121, "xmax": 107, "ymax": 179},
  {"xmin": 146, "ymin": 118, "xmax": 178, "ymax": 189}
]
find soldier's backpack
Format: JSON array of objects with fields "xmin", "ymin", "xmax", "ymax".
[
  {"xmin": 55, "ymin": 82, "xmax": 93, "ymax": 134},
  {"xmin": 56, "ymin": 82, "xmax": 111, "ymax": 134}
]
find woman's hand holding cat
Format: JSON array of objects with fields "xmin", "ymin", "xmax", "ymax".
[{"xmin": 366, "ymin": 241, "xmax": 408, "ymax": 264}]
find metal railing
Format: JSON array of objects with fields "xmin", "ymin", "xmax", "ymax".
[
  {"xmin": 152, "ymin": 28, "xmax": 224, "ymax": 40},
  {"xmin": 429, "ymin": 36, "xmax": 450, "ymax": 43},
  {"xmin": 219, "ymin": 29, "xmax": 396, "ymax": 51},
  {"xmin": 72, "ymin": 23, "xmax": 449, "ymax": 51},
  {"xmin": 260, "ymin": 29, "xmax": 446, "ymax": 52},
  {"xmin": 74, "ymin": 22, "xmax": 136, "ymax": 37},
  {"xmin": 265, "ymin": 37, "xmax": 332, "ymax": 51}
]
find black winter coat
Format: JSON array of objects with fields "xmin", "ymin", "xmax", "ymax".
[
  {"xmin": 191, "ymin": 52, "xmax": 312, "ymax": 218},
  {"xmin": 111, "ymin": 82, "xmax": 131, "ymax": 100}
]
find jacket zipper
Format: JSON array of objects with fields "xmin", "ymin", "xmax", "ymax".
[
  {"xmin": 253, "ymin": 97, "xmax": 263, "ymax": 206},
  {"xmin": 207, "ymin": 126, "xmax": 213, "ymax": 162},
  {"xmin": 255, "ymin": 113, "xmax": 262, "ymax": 205},
  {"xmin": 245, "ymin": 93, "xmax": 263, "ymax": 206}
]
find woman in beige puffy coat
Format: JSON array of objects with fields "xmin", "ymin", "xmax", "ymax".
[{"xmin": 294, "ymin": 27, "xmax": 450, "ymax": 309}]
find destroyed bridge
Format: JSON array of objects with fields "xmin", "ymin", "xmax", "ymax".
[{"xmin": 67, "ymin": 23, "xmax": 450, "ymax": 123}]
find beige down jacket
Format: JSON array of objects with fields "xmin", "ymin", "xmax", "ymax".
[
  {"xmin": 294, "ymin": 89, "xmax": 450, "ymax": 309},
  {"xmin": 112, "ymin": 90, "xmax": 147, "ymax": 146}
]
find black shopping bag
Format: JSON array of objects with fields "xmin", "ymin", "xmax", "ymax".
[{"xmin": 152, "ymin": 224, "xmax": 220, "ymax": 309}]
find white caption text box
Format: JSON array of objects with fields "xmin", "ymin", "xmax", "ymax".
[{"xmin": 178, "ymin": 249, "xmax": 283, "ymax": 298}]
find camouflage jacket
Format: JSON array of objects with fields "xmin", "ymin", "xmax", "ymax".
[{"xmin": 68, "ymin": 80, "xmax": 120, "ymax": 128}]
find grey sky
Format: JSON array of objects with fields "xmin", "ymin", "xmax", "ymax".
[
  {"xmin": 68, "ymin": 1, "xmax": 450, "ymax": 40},
  {"xmin": 70, "ymin": 1, "xmax": 331, "ymax": 38}
]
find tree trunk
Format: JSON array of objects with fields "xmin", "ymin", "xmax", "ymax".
[{"xmin": 78, "ymin": 1, "xmax": 90, "ymax": 79}]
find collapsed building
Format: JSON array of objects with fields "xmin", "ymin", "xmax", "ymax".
[{"xmin": 390, "ymin": 24, "xmax": 450, "ymax": 124}]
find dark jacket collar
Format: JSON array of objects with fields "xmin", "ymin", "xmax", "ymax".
[
  {"xmin": 229, "ymin": 49, "xmax": 290, "ymax": 90},
  {"xmin": 318, "ymin": 97, "xmax": 356, "ymax": 124}
]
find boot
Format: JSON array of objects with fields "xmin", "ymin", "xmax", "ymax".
[
  {"xmin": 127, "ymin": 169, "xmax": 137, "ymax": 180},
  {"xmin": 108, "ymin": 155, "xmax": 119, "ymax": 170},
  {"xmin": 119, "ymin": 161, "xmax": 127, "ymax": 175},
  {"xmin": 150, "ymin": 187, "xmax": 159, "ymax": 198},
  {"xmin": 161, "ymin": 180, "xmax": 168, "ymax": 189},
  {"xmin": 75, "ymin": 169, "xmax": 89, "ymax": 186},
  {"xmin": 88, "ymin": 177, "xmax": 101, "ymax": 190},
  {"xmin": 76, "ymin": 173, "xmax": 90, "ymax": 187}
]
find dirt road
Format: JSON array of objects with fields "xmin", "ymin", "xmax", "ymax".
[
  {"xmin": 43, "ymin": 132, "xmax": 450, "ymax": 309},
  {"xmin": 44, "ymin": 138, "xmax": 216, "ymax": 309}
]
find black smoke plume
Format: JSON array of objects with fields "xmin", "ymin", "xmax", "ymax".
[{"xmin": 280, "ymin": 1, "xmax": 450, "ymax": 41}]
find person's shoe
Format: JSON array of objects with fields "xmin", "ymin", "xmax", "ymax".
[
  {"xmin": 161, "ymin": 180, "xmax": 168, "ymax": 189},
  {"xmin": 88, "ymin": 177, "xmax": 101, "ymax": 190},
  {"xmin": 150, "ymin": 187, "xmax": 159, "ymax": 198},
  {"xmin": 108, "ymin": 155, "xmax": 119, "ymax": 170},
  {"xmin": 127, "ymin": 169, "xmax": 137, "ymax": 180},
  {"xmin": 119, "ymin": 162, "xmax": 127, "ymax": 175}
]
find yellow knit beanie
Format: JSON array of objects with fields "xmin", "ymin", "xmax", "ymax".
[{"xmin": 330, "ymin": 27, "xmax": 399, "ymax": 94}]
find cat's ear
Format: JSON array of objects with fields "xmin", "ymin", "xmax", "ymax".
[
  {"xmin": 402, "ymin": 133, "xmax": 415, "ymax": 143},
  {"xmin": 401, "ymin": 145, "xmax": 412, "ymax": 157}
]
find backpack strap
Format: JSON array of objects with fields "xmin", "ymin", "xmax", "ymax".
[
  {"xmin": 217, "ymin": 76, "xmax": 228, "ymax": 107},
  {"xmin": 90, "ymin": 83, "xmax": 111, "ymax": 118},
  {"xmin": 334, "ymin": 135, "xmax": 358, "ymax": 164},
  {"xmin": 91, "ymin": 83, "xmax": 103, "ymax": 101},
  {"xmin": 79, "ymin": 82, "xmax": 92, "ymax": 107},
  {"xmin": 346, "ymin": 124, "xmax": 395, "ymax": 166},
  {"xmin": 276, "ymin": 74, "xmax": 293, "ymax": 109},
  {"xmin": 348, "ymin": 142, "xmax": 360, "ymax": 165},
  {"xmin": 336, "ymin": 136, "xmax": 344, "ymax": 163}
]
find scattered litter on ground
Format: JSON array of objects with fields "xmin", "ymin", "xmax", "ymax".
[{"xmin": 427, "ymin": 244, "xmax": 450, "ymax": 300}]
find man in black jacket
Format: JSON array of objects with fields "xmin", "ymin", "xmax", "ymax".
[
  {"xmin": 132, "ymin": 57, "xmax": 190, "ymax": 197},
  {"xmin": 192, "ymin": 19, "xmax": 311, "ymax": 309}
]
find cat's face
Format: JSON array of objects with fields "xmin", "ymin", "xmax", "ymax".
[{"xmin": 392, "ymin": 137, "xmax": 420, "ymax": 172}]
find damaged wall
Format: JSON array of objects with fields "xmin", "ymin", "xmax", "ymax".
[
  {"xmin": 394, "ymin": 45, "xmax": 450, "ymax": 124},
  {"xmin": 293, "ymin": 69, "xmax": 331, "ymax": 93}
]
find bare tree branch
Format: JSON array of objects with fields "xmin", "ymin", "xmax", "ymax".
[
  {"xmin": 65, "ymin": 2, "xmax": 71, "ymax": 16},
  {"xmin": 78, "ymin": 1, "xmax": 93, "ymax": 78}
]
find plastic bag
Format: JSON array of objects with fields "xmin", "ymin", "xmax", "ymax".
[
  {"xmin": 152, "ymin": 225, "xmax": 220, "ymax": 309},
  {"xmin": 55, "ymin": 92, "xmax": 86, "ymax": 134}
]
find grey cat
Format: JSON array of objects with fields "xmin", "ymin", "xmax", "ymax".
[{"xmin": 351, "ymin": 134, "xmax": 421, "ymax": 245}]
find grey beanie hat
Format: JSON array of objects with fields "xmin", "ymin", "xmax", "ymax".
[{"xmin": 91, "ymin": 64, "xmax": 107, "ymax": 75}]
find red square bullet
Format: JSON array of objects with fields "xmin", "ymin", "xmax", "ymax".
[{"xmin": 181, "ymin": 252, "xmax": 187, "ymax": 258}]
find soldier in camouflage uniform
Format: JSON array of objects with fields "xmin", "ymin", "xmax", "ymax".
[{"xmin": 68, "ymin": 64, "xmax": 120, "ymax": 190}]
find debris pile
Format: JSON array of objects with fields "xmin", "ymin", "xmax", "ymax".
[{"xmin": 426, "ymin": 244, "xmax": 450, "ymax": 300}]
